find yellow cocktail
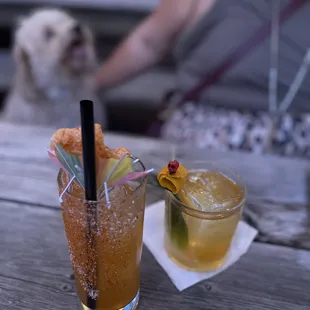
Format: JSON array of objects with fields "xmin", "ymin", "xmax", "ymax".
[{"xmin": 164, "ymin": 162, "xmax": 246, "ymax": 271}]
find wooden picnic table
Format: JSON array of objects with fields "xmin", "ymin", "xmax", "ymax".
[{"xmin": 0, "ymin": 122, "xmax": 310, "ymax": 310}]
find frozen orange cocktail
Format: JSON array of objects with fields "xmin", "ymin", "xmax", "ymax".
[{"xmin": 48, "ymin": 124, "xmax": 148, "ymax": 310}]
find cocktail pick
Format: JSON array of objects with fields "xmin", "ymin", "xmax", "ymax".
[
  {"xmin": 97, "ymin": 152, "xmax": 129, "ymax": 199},
  {"xmin": 103, "ymin": 181, "xmax": 111, "ymax": 209},
  {"xmin": 171, "ymin": 144, "xmax": 176, "ymax": 161},
  {"xmin": 187, "ymin": 194, "xmax": 203, "ymax": 211},
  {"xmin": 47, "ymin": 146, "xmax": 154, "ymax": 203},
  {"xmin": 98, "ymin": 155, "xmax": 154, "ymax": 202},
  {"xmin": 80, "ymin": 99, "xmax": 98, "ymax": 309},
  {"xmin": 47, "ymin": 145, "xmax": 131, "ymax": 194},
  {"xmin": 58, "ymin": 176, "xmax": 75, "ymax": 203},
  {"xmin": 56, "ymin": 143, "xmax": 84, "ymax": 188},
  {"xmin": 46, "ymin": 148, "xmax": 81, "ymax": 202},
  {"xmin": 111, "ymin": 169, "xmax": 154, "ymax": 188},
  {"xmin": 170, "ymin": 145, "xmax": 203, "ymax": 209}
]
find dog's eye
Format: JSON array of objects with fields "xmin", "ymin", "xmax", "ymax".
[{"xmin": 44, "ymin": 27, "xmax": 55, "ymax": 40}]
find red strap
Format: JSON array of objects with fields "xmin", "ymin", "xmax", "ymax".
[
  {"xmin": 147, "ymin": 0, "xmax": 307, "ymax": 137},
  {"xmin": 183, "ymin": 0, "xmax": 307, "ymax": 103}
]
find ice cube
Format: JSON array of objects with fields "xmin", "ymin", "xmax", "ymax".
[{"xmin": 181, "ymin": 171, "xmax": 243, "ymax": 212}]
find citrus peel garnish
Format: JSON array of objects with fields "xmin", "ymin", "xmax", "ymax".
[
  {"xmin": 49, "ymin": 123, "xmax": 133, "ymax": 193},
  {"xmin": 157, "ymin": 161, "xmax": 188, "ymax": 194},
  {"xmin": 50, "ymin": 124, "xmax": 130, "ymax": 160}
]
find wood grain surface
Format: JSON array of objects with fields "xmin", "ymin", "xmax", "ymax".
[
  {"xmin": 0, "ymin": 123, "xmax": 168, "ymax": 207},
  {"xmin": 143, "ymin": 152, "xmax": 310, "ymax": 250},
  {"xmin": 1, "ymin": 122, "xmax": 309, "ymax": 204},
  {"xmin": 1, "ymin": 200, "xmax": 310, "ymax": 310},
  {"xmin": 1, "ymin": 123, "xmax": 310, "ymax": 250},
  {"xmin": 1, "ymin": 123, "xmax": 310, "ymax": 309}
]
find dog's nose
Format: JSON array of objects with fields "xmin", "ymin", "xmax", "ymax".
[{"xmin": 72, "ymin": 23, "xmax": 82, "ymax": 36}]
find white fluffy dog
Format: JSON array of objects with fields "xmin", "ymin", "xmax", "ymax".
[{"xmin": 1, "ymin": 8, "xmax": 106, "ymax": 128}]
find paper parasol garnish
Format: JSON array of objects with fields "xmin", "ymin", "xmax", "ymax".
[{"xmin": 47, "ymin": 142, "xmax": 152, "ymax": 199}]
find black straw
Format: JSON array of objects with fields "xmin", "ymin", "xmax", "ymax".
[
  {"xmin": 80, "ymin": 100, "xmax": 97, "ymax": 201},
  {"xmin": 80, "ymin": 99, "xmax": 97, "ymax": 309}
]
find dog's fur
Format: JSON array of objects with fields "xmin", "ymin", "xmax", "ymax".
[{"xmin": 1, "ymin": 8, "xmax": 106, "ymax": 129}]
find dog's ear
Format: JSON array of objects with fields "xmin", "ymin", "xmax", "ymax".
[
  {"xmin": 13, "ymin": 13, "xmax": 31, "ymax": 71},
  {"xmin": 13, "ymin": 43, "xmax": 29, "ymax": 66},
  {"xmin": 13, "ymin": 43, "xmax": 33, "ymax": 82},
  {"xmin": 13, "ymin": 43, "xmax": 38, "ymax": 101}
]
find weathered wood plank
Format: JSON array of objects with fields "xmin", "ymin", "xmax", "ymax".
[
  {"xmin": 143, "ymin": 152, "xmax": 310, "ymax": 251},
  {"xmin": 0, "ymin": 123, "xmax": 170, "ymax": 161},
  {"xmin": 144, "ymin": 151, "xmax": 310, "ymax": 250},
  {"xmin": 1, "ymin": 123, "xmax": 309, "ymax": 204},
  {"xmin": 0, "ymin": 123, "xmax": 167, "ymax": 207},
  {"xmin": 243, "ymin": 199, "xmax": 310, "ymax": 250},
  {"xmin": 1, "ymin": 152, "xmax": 310, "ymax": 251},
  {"xmin": 1, "ymin": 200, "xmax": 310, "ymax": 310},
  {"xmin": 1, "ymin": 123, "xmax": 310, "ymax": 249},
  {"xmin": 0, "ymin": 146, "xmax": 307, "ymax": 207},
  {"xmin": 0, "ymin": 155, "xmax": 162, "ymax": 208},
  {"xmin": 143, "ymin": 149, "xmax": 310, "ymax": 205}
]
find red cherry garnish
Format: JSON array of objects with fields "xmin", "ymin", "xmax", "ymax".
[{"xmin": 167, "ymin": 160, "xmax": 179, "ymax": 174}]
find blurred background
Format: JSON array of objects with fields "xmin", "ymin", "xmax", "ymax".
[{"xmin": 0, "ymin": 0, "xmax": 173, "ymax": 134}]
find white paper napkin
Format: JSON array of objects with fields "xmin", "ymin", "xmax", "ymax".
[{"xmin": 143, "ymin": 200, "xmax": 258, "ymax": 291}]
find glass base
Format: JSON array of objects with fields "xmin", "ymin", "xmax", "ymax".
[
  {"xmin": 81, "ymin": 290, "xmax": 140, "ymax": 310},
  {"xmin": 165, "ymin": 242, "xmax": 228, "ymax": 272},
  {"xmin": 167, "ymin": 251, "xmax": 227, "ymax": 271}
]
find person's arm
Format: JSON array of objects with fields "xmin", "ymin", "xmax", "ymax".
[{"xmin": 95, "ymin": 0, "xmax": 191, "ymax": 90}]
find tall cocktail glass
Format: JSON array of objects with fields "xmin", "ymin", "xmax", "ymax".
[{"xmin": 57, "ymin": 158, "xmax": 147, "ymax": 310}]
